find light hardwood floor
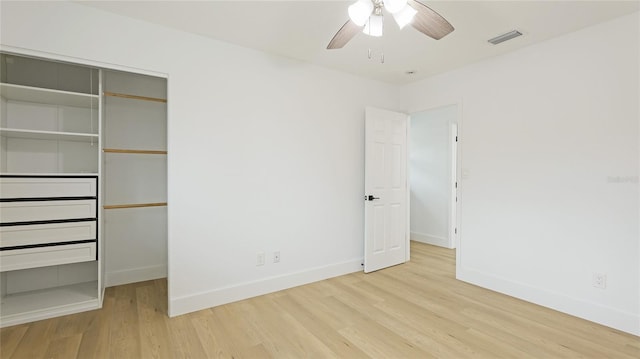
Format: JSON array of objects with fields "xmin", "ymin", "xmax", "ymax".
[{"xmin": 1, "ymin": 242, "xmax": 639, "ymax": 358}]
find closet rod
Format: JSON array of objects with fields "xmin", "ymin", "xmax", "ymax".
[
  {"xmin": 103, "ymin": 148, "xmax": 167, "ymax": 155},
  {"xmin": 104, "ymin": 202, "xmax": 167, "ymax": 210},
  {"xmin": 104, "ymin": 91, "xmax": 167, "ymax": 103}
]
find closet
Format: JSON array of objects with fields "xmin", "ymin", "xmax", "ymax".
[
  {"xmin": 102, "ymin": 70, "xmax": 167, "ymax": 286},
  {"xmin": 0, "ymin": 52, "xmax": 167, "ymax": 327}
]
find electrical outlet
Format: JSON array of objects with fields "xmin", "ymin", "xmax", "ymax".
[
  {"xmin": 257, "ymin": 251, "xmax": 265, "ymax": 266},
  {"xmin": 592, "ymin": 272, "xmax": 607, "ymax": 289},
  {"xmin": 273, "ymin": 251, "xmax": 280, "ymax": 263}
]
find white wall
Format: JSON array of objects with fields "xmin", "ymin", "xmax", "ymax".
[
  {"xmin": 410, "ymin": 105, "xmax": 456, "ymax": 248},
  {"xmin": 0, "ymin": 1, "xmax": 400, "ymax": 316},
  {"xmin": 402, "ymin": 12, "xmax": 640, "ymax": 335}
]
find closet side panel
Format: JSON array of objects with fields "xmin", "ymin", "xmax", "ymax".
[
  {"xmin": 103, "ymin": 153, "xmax": 166, "ymax": 205},
  {"xmin": 104, "ymin": 207, "xmax": 167, "ymax": 286},
  {"xmin": 103, "ymin": 98, "xmax": 166, "ymax": 150},
  {"xmin": 104, "ymin": 71, "xmax": 166, "ymax": 99}
]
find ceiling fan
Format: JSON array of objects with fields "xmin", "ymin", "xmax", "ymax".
[{"xmin": 327, "ymin": 0, "xmax": 454, "ymax": 49}]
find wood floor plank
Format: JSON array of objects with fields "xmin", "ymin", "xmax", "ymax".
[
  {"xmin": 108, "ymin": 282, "xmax": 142, "ymax": 358},
  {"xmin": 7, "ymin": 318, "xmax": 55, "ymax": 358},
  {"xmin": 330, "ymin": 280, "xmax": 486, "ymax": 357},
  {"xmin": 331, "ymin": 275, "xmax": 479, "ymax": 357},
  {"xmin": 165, "ymin": 313, "xmax": 209, "ymax": 358},
  {"xmin": 190, "ymin": 310, "xmax": 235, "ymax": 358},
  {"xmin": 244, "ymin": 295, "xmax": 338, "ymax": 358},
  {"xmin": 50, "ymin": 309, "xmax": 96, "ymax": 340},
  {"xmin": 0, "ymin": 324, "xmax": 28, "ymax": 358},
  {"xmin": 284, "ymin": 284, "xmax": 364, "ymax": 330},
  {"xmin": 76, "ymin": 287, "xmax": 114, "ymax": 359},
  {"xmin": 338, "ymin": 323, "xmax": 435, "ymax": 358},
  {"xmin": 42, "ymin": 333, "xmax": 82, "ymax": 359},
  {"xmin": 209, "ymin": 304, "xmax": 264, "ymax": 351},
  {"xmin": 272, "ymin": 293, "xmax": 370, "ymax": 358},
  {"xmin": 137, "ymin": 282, "xmax": 174, "ymax": 359},
  {"xmin": 2, "ymin": 241, "xmax": 638, "ymax": 358}
]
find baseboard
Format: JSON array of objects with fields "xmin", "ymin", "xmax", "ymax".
[
  {"xmin": 457, "ymin": 266, "xmax": 640, "ymax": 336},
  {"xmin": 105, "ymin": 264, "xmax": 167, "ymax": 287},
  {"xmin": 411, "ymin": 232, "xmax": 451, "ymax": 248},
  {"xmin": 0, "ymin": 299, "xmax": 100, "ymax": 328},
  {"xmin": 169, "ymin": 258, "xmax": 363, "ymax": 317}
]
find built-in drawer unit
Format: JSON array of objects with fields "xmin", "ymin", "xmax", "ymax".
[
  {"xmin": 0, "ymin": 242, "xmax": 97, "ymax": 272},
  {"xmin": 0, "ymin": 177, "xmax": 97, "ymax": 199},
  {"xmin": 0, "ymin": 200, "xmax": 96, "ymax": 223},
  {"xmin": 0, "ymin": 175, "xmax": 98, "ymax": 272},
  {"xmin": 0, "ymin": 221, "xmax": 97, "ymax": 249}
]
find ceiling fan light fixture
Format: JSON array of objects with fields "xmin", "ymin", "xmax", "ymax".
[
  {"xmin": 384, "ymin": 0, "xmax": 407, "ymax": 14},
  {"xmin": 327, "ymin": 0, "xmax": 454, "ymax": 50},
  {"xmin": 348, "ymin": 0, "xmax": 374, "ymax": 26},
  {"xmin": 392, "ymin": 4, "xmax": 417, "ymax": 29},
  {"xmin": 363, "ymin": 14, "xmax": 384, "ymax": 37}
]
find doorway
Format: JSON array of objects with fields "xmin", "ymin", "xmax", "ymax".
[{"xmin": 409, "ymin": 104, "xmax": 459, "ymax": 249}]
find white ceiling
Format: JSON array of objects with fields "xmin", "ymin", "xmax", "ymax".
[{"xmin": 78, "ymin": 0, "xmax": 639, "ymax": 85}]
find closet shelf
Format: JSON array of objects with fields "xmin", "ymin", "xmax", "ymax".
[
  {"xmin": 0, "ymin": 281, "xmax": 99, "ymax": 325},
  {"xmin": 103, "ymin": 202, "xmax": 167, "ymax": 210},
  {"xmin": 103, "ymin": 91, "xmax": 167, "ymax": 103},
  {"xmin": 103, "ymin": 148, "xmax": 167, "ymax": 155},
  {"xmin": 0, "ymin": 128, "xmax": 99, "ymax": 143},
  {"xmin": 1, "ymin": 83, "xmax": 99, "ymax": 108}
]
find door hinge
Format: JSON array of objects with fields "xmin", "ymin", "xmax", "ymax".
[
  {"xmin": 455, "ymin": 136, "xmax": 458, "ymax": 142},
  {"xmin": 455, "ymin": 182, "xmax": 457, "ymax": 189},
  {"xmin": 455, "ymin": 228, "xmax": 457, "ymax": 234}
]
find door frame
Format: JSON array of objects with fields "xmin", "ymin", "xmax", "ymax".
[
  {"xmin": 408, "ymin": 99, "xmax": 463, "ymax": 253},
  {"xmin": 406, "ymin": 115, "xmax": 411, "ymax": 260},
  {"xmin": 449, "ymin": 122, "xmax": 458, "ymax": 248}
]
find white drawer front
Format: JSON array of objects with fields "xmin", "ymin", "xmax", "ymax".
[
  {"xmin": 0, "ymin": 177, "xmax": 97, "ymax": 198},
  {"xmin": 0, "ymin": 242, "xmax": 96, "ymax": 272},
  {"xmin": 0, "ymin": 200, "xmax": 96, "ymax": 223},
  {"xmin": 0, "ymin": 221, "xmax": 96, "ymax": 248}
]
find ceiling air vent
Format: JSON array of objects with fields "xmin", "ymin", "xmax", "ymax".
[{"xmin": 488, "ymin": 30, "xmax": 523, "ymax": 45}]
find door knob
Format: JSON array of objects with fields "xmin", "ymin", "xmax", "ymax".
[{"xmin": 366, "ymin": 195, "xmax": 380, "ymax": 201}]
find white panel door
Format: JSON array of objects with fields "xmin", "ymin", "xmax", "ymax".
[{"xmin": 364, "ymin": 107, "xmax": 408, "ymax": 273}]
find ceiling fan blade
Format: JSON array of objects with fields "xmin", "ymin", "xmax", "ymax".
[
  {"xmin": 408, "ymin": 0, "xmax": 454, "ymax": 40},
  {"xmin": 327, "ymin": 20, "xmax": 363, "ymax": 49}
]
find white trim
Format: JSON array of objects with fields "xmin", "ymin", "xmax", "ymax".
[
  {"xmin": 454, "ymin": 100, "xmax": 464, "ymax": 274},
  {"xmin": 0, "ymin": 299, "xmax": 99, "ymax": 328},
  {"xmin": 105, "ymin": 265, "xmax": 167, "ymax": 287},
  {"xmin": 449, "ymin": 123, "xmax": 458, "ymax": 249},
  {"xmin": 0, "ymin": 45, "xmax": 168, "ymax": 78},
  {"xmin": 406, "ymin": 113, "xmax": 412, "ymax": 261},
  {"xmin": 409, "ymin": 98, "xmax": 464, "ymax": 119},
  {"xmin": 97, "ymin": 68, "xmax": 105, "ymax": 308},
  {"xmin": 168, "ymin": 258, "xmax": 362, "ymax": 317},
  {"xmin": 411, "ymin": 232, "xmax": 451, "ymax": 248},
  {"xmin": 458, "ymin": 266, "xmax": 640, "ymax": 336}
]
